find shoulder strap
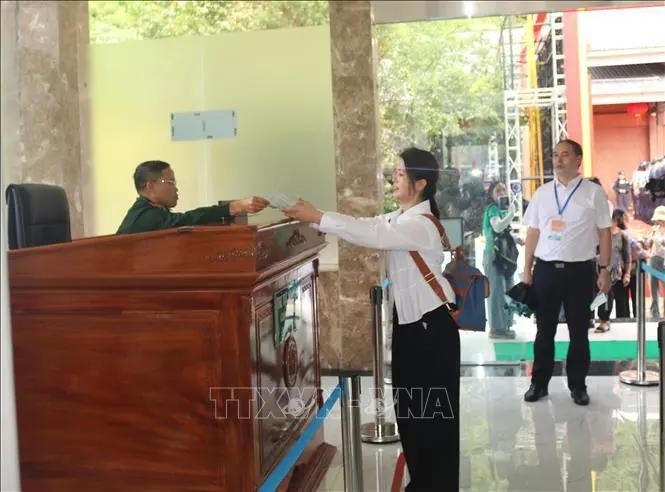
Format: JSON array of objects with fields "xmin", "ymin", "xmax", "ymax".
[
  {"xmin": 409, "ymin": 250, "xmax": 456, "ymax": 312},
  {"xmin": 408, "ymin": 214, "xmax": 457, "ymax": 312},
  {"xmin": 420, "ymin": 213, "xmax": 452, "ymax": 251}
]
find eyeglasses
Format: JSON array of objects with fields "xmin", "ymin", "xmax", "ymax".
[{"xmin": 158, "ymin": 178, "xmax": 177, "ymax": 186}]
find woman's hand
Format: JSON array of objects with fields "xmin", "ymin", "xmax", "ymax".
[
  {"xmin": 622, "ymin": 272, "xmax": 631, "ymax": 287},
  {"xmin": 282, "ymin": 199, "xmax": 323, "ymax": 224},
  {"xmin": 597, "ymin": 269, "xmax": 611, "ymax": 294}
]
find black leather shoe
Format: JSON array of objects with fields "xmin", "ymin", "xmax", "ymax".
[
  {"xmin": 571, "ymin": 388, "xmax": 590, "ymax": 406},
  {"xmin": 524, "ymin": 383, "xmax": 548, "ymax": 402}
]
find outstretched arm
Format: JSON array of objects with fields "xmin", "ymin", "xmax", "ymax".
[{"xmin": 283, "ymin": 199, "xmax": 441, "ymax": 251}]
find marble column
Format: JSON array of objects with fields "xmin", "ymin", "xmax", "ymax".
[
  {"xmin": 0, "ymin": 0, "xmax": 90, "ymax": 239},
  {"xmin": 320, "ymin": 0, "xmax": 382, "ymax": 370}
]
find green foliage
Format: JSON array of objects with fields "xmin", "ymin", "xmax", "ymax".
[
  {"xmin": 376, "ymin": 17, "xmax": 507, "ymax": 237},
  {"xmin": 89, "ymin": 2, "xmax": 506, "ymax": 235},
  {"xmin": 89, "ymin": 1, "xmax": 329, "ymax": 44},
  {"xmin": 383, "ymin": 179, "xmax": 399, "ymax": 213},
  {"xmin": 375, "ymin": 18, "xmax": 505, "ymax": 162}
]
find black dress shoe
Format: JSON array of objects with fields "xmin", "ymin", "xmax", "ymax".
[
  {"xmin": 571, "ymin": 388, "xmax": 590, "ymax": 406},
  {"xmin": 524, "ymin": 383, "xmax": 548, "ymax": 402}
]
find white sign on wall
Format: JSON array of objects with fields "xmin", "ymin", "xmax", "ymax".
[{"xmin": 170, "ymin": 110, "xmax": 237, "ymax": 141}]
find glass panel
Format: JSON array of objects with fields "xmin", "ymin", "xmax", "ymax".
[{"xmin": 87, "ymin": 1, "xmax": 338, "ymax": 266}]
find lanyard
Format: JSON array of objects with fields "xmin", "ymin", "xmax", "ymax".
[{"xmin": 554, "ymin": 177, "xmax": 583, "ymax": 217}]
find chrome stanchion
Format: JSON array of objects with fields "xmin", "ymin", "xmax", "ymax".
[
  {"xmin": 340, "ymin": 374, "xmax": 364, "ymax": 492},
  {"xmin": 361, "ymin": 286, "xmax": 400, "ymax": 444},
  {"xmin": 620, "ymin": 260, "xmax": 659, "ymax": 386}
]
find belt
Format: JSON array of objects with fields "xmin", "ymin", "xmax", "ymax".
[{"xmin": 536, "ymin": 258, "xmax": 593, "ymax": 269}]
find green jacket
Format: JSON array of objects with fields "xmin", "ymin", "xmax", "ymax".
[{"xmin": 116, "ymin": 196, "xmax": 232, "ymax": 234}]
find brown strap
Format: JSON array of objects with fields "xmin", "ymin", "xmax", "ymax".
[
  {"xmin": 420, "ymin": 213, "xmax": 452, "ymax": 251},
  {"xmin": 407, "ymin": 213, "xmax": 457, "ymax": 312},
  {"xmin": 409, "ymin": 250, "xmax": 453, "ymax": 307}
]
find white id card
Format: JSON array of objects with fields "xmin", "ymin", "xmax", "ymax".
[{"xmin": 547, "ymin": 218, "xmax": 566, "ymax": 241}]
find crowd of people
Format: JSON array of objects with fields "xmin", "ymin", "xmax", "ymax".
[
  {"xmin": 607, "ymin": 156, "xmax": 665, "ymax": 222},
  {"xmin": 116, "ymin": 146, "xmax": 662, "ymax": 490},
  {"xmin": 482, "ymin": 158, "xmax": 665, "ymax": 337}
]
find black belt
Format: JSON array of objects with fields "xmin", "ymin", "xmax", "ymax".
[{"xmin": 536, "ymin": 258, "xmax": 593, "ymax": 269}]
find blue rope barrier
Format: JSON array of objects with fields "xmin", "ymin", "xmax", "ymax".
[
  {"xmin": 259, "ymin": 384, "xmax": 342, "ymax": 492},
  {"xmin": 643, "ymin": 263, "xmax": 665, "ymax": 283}
]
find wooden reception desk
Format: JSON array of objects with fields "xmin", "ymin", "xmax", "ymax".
[{"xmin": 8, "ymin": 220, "xmax": 334, "ymax": 491}]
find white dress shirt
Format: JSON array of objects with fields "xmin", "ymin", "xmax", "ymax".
[
  {"xmin": 524, "ymin": 175, "xmax": 612, "ymax": 262},
  {"xmin": 316, "ymin": 200, "xmax": 455, "ymax": 324}
]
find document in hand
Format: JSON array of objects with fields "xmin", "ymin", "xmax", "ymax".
[
  {"xmin": 268, "ymin": 193, "xmax": 298, "ymax": 209},
  {"xmin": 589, "ymin": 292, "xmax": 608, "ymax": 311}
]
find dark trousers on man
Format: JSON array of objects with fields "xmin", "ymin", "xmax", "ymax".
[
  {"xmin": 392, "ymin": 304, "xmax": 460, "ymax": 491},
  {"xmin": 532, "ymin": 259, "xmax": 595, "ymax": 391}
]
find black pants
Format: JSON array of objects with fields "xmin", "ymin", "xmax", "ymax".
[
  {"xmin": 392, "ymin": 304, "xmax": 460, "ymax": 491},
  {"xmin": 627, "ymin": 269, "xmax": 637, "ymax": 318},
  {"xmin": 532, "ymin": 259, "xmax": 594, "ymax": 391},
  {"xmin": 598, "ymin": 280, "xmax": 630, "ymax": 321}
]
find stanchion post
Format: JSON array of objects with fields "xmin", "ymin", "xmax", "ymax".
[
  {"xmin": 360, "ymin": 286, "xmax": 399, "ymax": 444},
  {"xmin": 340, "ymin": 374, "xmax": 364, "ymax": 492},
  {"xmin": 619, "ymin": 260, "xmax": 659, "ymax": 386}
]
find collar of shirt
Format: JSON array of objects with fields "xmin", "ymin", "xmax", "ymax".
[
  {"xmin": 398, "ymin": 199, "xmax": 432, "ymax": 219},
  {"xmin": 137, "ymin": 195, "xmax": 168, "ymax": 210},
  {"xmin": 554, "ymin": 174, "xmax": 583, "ymax": 191}
]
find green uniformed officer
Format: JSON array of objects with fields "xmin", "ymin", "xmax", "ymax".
[{"xmin": 117, "ymin": 160, "xmax": 269, "ymax": 234}]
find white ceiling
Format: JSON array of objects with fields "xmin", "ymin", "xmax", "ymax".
[{"xmin": 371, "ymin": 1, "xmax": 650, "ymax": 24}]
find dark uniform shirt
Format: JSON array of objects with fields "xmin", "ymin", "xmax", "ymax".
[{"xmin": 116, "ymin": 196, "xmax": 232, "ymax": 234}]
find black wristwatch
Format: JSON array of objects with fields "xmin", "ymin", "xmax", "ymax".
[{"xmin": 598, "ymin": 265, "xmax": 608, "ymax": 272}]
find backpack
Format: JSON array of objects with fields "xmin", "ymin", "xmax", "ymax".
[
  {"xmin": 444, "ymin": 249, "xmax": 490, "ymax": 332},
  {"xmin": 410, "ymin": 215, "xmax": 489, "ymax": 332},
  {"xmin": 493, "ymin": 228, "xmax": 519, "ymax": 277}
]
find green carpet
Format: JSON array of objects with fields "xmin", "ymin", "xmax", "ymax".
[{"xmin": 494, "ymin": 340, "xmax": 660, "ymax": 362}]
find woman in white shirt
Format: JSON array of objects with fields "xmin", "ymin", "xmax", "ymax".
[{"xmin": 283, "ymin": 148, "xmax": 460, "ymax": 491}]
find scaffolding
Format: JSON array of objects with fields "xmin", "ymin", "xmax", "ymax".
[
  {"xmin": 486, "ymin": 134, "xmax": 500, "ymax": 181},
  {"xmin": 500, "ymin": 13, "xmax": 567, "ymax": 220}
]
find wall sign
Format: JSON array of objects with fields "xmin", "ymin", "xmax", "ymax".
[{"xmin": 170, "ymin": 109, "xmax": 237, "ymax": 141}]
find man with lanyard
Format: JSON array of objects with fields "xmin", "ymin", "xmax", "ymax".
[{"xmin": 522, "ymin": 139, "xmax": 611, "ymax": 406}]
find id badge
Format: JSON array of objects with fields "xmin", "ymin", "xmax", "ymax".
[{"xmin": 547, "ymin": 218, "xmax": 566, "ymax": 241}]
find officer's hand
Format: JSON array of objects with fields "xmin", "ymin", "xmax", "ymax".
[
  {"xmin": 282, "ymin": 199, "xmax": 323, "ymax": 224},
  {"xmin": 522, "ymin": 269, "xmax": 533, "ymax": 286},
  {"xmin": 230, "ymin": 196, "xmax": 270, "ymax": 215},
  {"xmin": 597, "ymin": 269, "xmax": 611, "ymax": 294}
]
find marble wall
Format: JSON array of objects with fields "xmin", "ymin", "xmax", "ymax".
[
  {"xmin": 324, "ymin": 1, "xmax": 383, "ymax": 370},
  {"xmin": 0, "ymin": 0, "xmax": 90, "ymax": 239}
]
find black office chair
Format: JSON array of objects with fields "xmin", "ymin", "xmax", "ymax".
[{"xmin": 5, "ymin": 183, "xmax": 71, "ymax": 249}]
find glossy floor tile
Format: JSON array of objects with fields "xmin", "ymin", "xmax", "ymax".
[
  {"xmin": 455, "ymin": 318, "xmax": 662, "ymax": 364},
  {"xmin": 318, "ymin": 375, "xmax": 663, "ymax": 491}
]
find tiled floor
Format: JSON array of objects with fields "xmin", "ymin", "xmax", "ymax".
[
  {"xmin": 454, "ymin": 317, "xmax": 662, "ymax": 364},
  {"xmin": 317, "ymin": 374, "xmax": 662, "ymax": 491}
]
